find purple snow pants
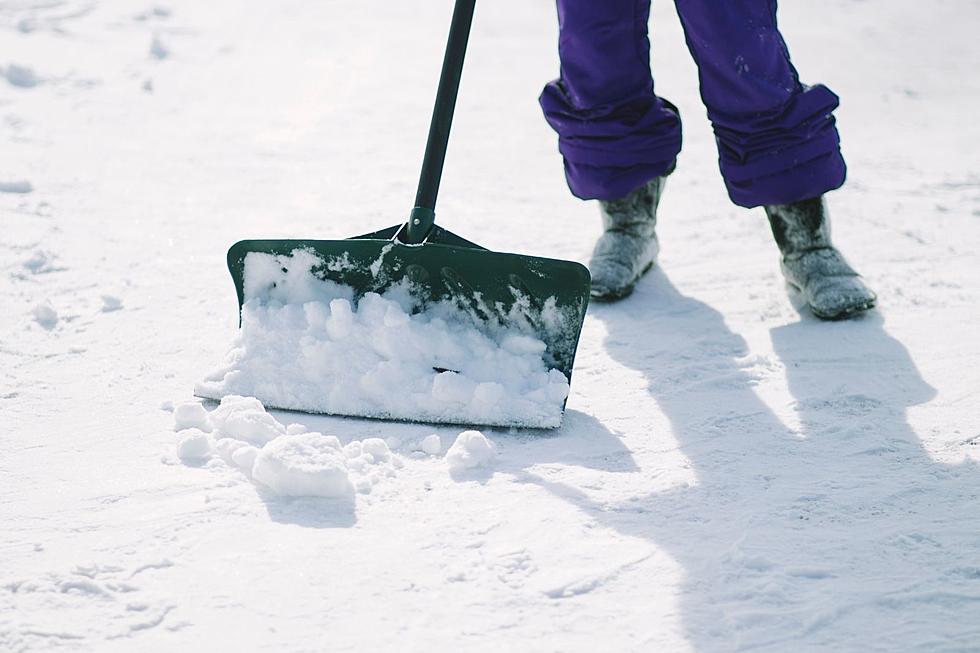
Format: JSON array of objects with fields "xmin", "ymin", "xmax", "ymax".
[{"xmin": 539, "ymin": 0, "xmax": 846, "ymax": 207}]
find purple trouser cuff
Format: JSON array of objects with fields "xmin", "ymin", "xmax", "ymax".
[
  {"xmin": 543, "ymin": 0, "xmax": 849, "ymax": 207},
  {"xmin": 715, "ymin": 84, "xmax": 846, "ymax": 207},
  {"xmin": 540, "ymin": 82, "xmax": 682, "ymax": 200}
]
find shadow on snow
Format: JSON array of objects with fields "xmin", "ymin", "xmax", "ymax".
[{"xmin": 521, "ymin": 267, "xmax": 980, "ymax": 651}]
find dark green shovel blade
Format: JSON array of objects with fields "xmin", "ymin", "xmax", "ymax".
[{"xmin": 226, "ymin": 225, "xmax": 591, "ymax": 385}]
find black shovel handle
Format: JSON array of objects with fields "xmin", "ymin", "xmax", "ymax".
[{"xmin": 404, "ymin": 0, "xmax": 476, "ymax": 245}]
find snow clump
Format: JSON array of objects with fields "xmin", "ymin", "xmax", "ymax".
[
  {"xmin": 150, "ymin": 35, "xmax": 169, "ymax": 59},
  {"xmin": 1, "ymin": 64, "xmax": 39, "ymax": 88},
  {"xmin": 252, "ymin": 433, "xmax": 352, "ymax": 497},
  {"xmin": 173, "ymin": 395, "xmax": 401, "ymax": 497},
  {"xmin": 420, "ymin": 434, "xmax": 442, "ymax": 455},
  {"xmin": 32, "ymin": 301, "xmax": 58, "ymax": 329},
  {"xmin": 176, "ymin": 428, "xmax": 214, "ymax": 461},
  {"xmin": 209, "ymin": 395, "xmax": 285, "ymax": 445},
  {"xmin": 101, "ymin": 295, "xmax": 123, "ymax": 312},
  {"xmin": 22, "ymin": 250, "xmax": 56, "ymax": 274},
  {"xmin": 173, "ymin": 400, "xmax": 212, "ymax": 432},
  {"xmin": 0, "ymin": 179, "xmax": 33, "ymax": 193},
  {"xmin": 445, "ymin": 430, "xmax": 495, "ymax": 472},
  {"xmin": 196, "ymin": 249, "xmax": 571, "ymax": 428}
]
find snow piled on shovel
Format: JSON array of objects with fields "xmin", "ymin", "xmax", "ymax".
[{"xmin": 196, "ymin": 249, "xmax": 571, "ymax": 428}]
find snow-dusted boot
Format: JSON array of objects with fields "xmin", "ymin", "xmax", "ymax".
[
  {"xmin": 589, "ymin": 176, "xmax": 666, "ymax": 301},
  {"xmin": 764, "ymin": 196, "xmax": 877, "ymax": 320}
]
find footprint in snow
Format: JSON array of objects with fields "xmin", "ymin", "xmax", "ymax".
[{"xmin": 4, "ymin": 562, "xmax": 177, "ymax": 643}]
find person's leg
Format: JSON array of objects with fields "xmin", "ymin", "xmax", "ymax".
[
  {"xmin": 674, "ymin": 0, "xmax": 874, "ymax": 319},
  {"xmin": 673, "ymin": 0, "xmax": 845, "ymax": 208},
  {"xmin": 540, "ymin": 0, "xmax": 681, "ymax": 201}
]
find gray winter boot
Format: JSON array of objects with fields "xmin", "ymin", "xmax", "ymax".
[
  {"xmin": 764, "ymin": 196, "xmax": 876, "ymax": 320},
  {"xmin": 589, "ymin": 176, "xmax": 666, "ymax": 301}
]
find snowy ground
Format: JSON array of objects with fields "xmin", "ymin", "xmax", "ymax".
[{"xmin": 3, "ymin": 0, "xmax": 980, "ymax": 650}]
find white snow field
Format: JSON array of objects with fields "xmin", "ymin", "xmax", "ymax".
[{"xmin": 2, "ymin": 0, "xmax": 979, "ymax": 651}]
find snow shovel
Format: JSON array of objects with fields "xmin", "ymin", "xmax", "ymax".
[{"xmin": 219, "ymin": 0, "xmax": 591, "ymax": 425}]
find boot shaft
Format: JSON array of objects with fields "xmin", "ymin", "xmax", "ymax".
[
  {"xmin": 764, "ymin": 196, "xmax": 833, "ymax": 258},
  {"xmin": 599, "ymin": 176, "xmax": 666, "ymax": 235}
]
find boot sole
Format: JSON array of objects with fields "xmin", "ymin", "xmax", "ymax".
[
  {"xmin": 784, "ymin": 278, "xmax": 878, "ymax": 321},
  {"xmin": 810, "ymin": 297, "xmax": 877, "ymax": 321},
  {"xmin": 590, "ymin": 261, "xmax": 655, "ymax": 302}
]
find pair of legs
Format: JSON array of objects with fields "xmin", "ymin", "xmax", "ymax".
[
  {"xmin": 541, "ymin": 0, "xmax": 875, "ymax": 319},
  {"xmin": 540, "ymin": 0, "xmax": 846, "ymax": 207}
]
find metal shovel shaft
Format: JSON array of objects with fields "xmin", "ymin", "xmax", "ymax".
[{"xmin": 405, "ymin": 0, "xmax": 476, "ymax": 245}]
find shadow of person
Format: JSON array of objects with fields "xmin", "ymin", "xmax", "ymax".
[
  {"xmin": 520, "ymin": 268, "xmax": 980, "ymax": 650},
  {"xmin": 765, "ymin": 312, "xmax": 980, "ymax": 648}
]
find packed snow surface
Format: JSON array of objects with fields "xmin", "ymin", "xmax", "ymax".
[
  {"xmin": 196, "ymin": 250, "xmax": 571, "ymax": 428},
  {"xmin": 4, "ymin": 0, "xmax": 980, "ymax": 651}
]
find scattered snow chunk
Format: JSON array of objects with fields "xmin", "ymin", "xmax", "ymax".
[
  {"xmin": 343, "ymin": 440, "xmax": 362, "ymax": 459},
  {"xmin": 173, "ymin": 401, "xmax": 212, "ymax": 432},
  {"xmin": 214, "ymin": 437, "xmax": 247, "ymax": 462},
  {"xmin": 22, "ymin": 250, "xmax": 55, "ymax": 273},
  {"xmin": 214, "ymin": 437, "xmax": 258, "ymax": 470},
  {"xmin": 252, "ymin": 433, "xmax": 352, "ymax": 497},
  {"xmin": 231, "ymin": 445, "xmax": 259, "ymax": 470},
  {"xmin": 32, "ymin": 301, "xmax": 58, "ymax": 329},
  {"xmin": 0, "ymin": 179, "xmax": 33, "ymax": 194},
  {"xmin": 150, "ymin": 36, "xmax": 169, "ymax": 59},
  {"xmin": 446, "ymin": 430, "xmax": 495, "ymax": 471},
  {"xmin": 176, "ymin": 428, "xmax": 213, "ymax": 461},
  {"xmin": 159, "ymin": 400, "xmax": 174, "ymax": 412},
  {"xmin": 173, "ymin": 395, "xmax": 401, "ymax": 494},
  {"xmin": 101, "ymin": 295, "xmax": 123, "ymax": 312},
  {"xmin": 209, "ymin": 395, "xmax": 285, "ymax": 445},
  {"xmin": 2, "ymin": 64, "xmax": 40, "ymax": 88},
  {"xmin": 361, "ymin": 438, "xmax": 391, "ymax": 462},
  {"xmin": 421, "ymin": 434, "xmax": 442, "ymax": 455},
  {"xmin": 353, "ymin": 477, "xmax": 373, "ymax": 494}
]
